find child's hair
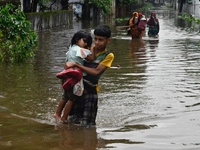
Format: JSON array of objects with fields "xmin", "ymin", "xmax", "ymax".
[
  {"xmin": 94, "ymin": 25, "xmax": 111, "ymax": 39},
  {"xmin": 71, "ymin": 30, "xmax": 92, "ymax": 47}
]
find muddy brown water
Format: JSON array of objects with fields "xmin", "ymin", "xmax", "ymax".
[{"xmin": 1, "ymin": 9, "xmax": 200, "ymax": 150}]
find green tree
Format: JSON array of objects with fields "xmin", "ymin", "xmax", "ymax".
[
  {"xmin": 89, "ymin": 0, "xmax": 112, "ymax": 14},
  {"xmin": 0, "ymin": 4, "xmax": 38, "ymax": 64},
  {"xmin": 117, "ymin": 0, "xmax": 135, "ymax": 6}
]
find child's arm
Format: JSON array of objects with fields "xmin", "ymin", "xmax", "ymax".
[{"xmin": 85, "ymin": 44, "xmax": 95, "ymax": 61}]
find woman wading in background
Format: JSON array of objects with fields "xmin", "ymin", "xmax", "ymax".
[{"xmin": 147, "ymin": 12, "xmax": 159, "ymax": 37}]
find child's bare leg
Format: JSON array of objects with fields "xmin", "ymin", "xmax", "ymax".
[
  {"xmin": 54, "ymin": 99, "xmax": 67, "ymax": 120},
  {"xmin": 61, "ymin": 100, "xmax": 74, "ymax": 122}
]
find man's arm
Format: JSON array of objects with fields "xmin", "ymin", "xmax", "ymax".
[{"xmin": 64, "ymin": 62, "xmax": 107, "ymax": 76}]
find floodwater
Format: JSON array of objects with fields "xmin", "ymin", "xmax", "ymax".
[{"xmin": 1, "ymin": 9, "xmax": 200, "ymax": 150}]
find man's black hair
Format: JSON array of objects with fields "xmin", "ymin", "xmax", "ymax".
[{"xmin": 94, "ymin": 25, "xmax": 111, "ymax": 39}]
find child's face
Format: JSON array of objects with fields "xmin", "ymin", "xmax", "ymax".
[
  {"xmin": 77, "ymin": 38, "xmax": 88, "ymax": 48},
  {"xmin": 94, "ymin": 35, "xmax": 110, "ymax": 51}
]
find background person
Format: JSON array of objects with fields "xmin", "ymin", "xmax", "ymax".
[
  {"xmin": 147, "ymin": 12, "xmax": 160, "ymax": 36},
  {"xmin": 127, "ymin": 12, "xmax": 144, "ymax": 39}
]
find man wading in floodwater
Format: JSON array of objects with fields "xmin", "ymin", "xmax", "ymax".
[{"xmin": 65, "ymin": 24, "xmax": 114, "ymax": 126}]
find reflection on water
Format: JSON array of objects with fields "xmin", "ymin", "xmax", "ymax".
[
  {"xmin": 129, "ymin": 39, "xmax": 147, "ymax": 66},
  {"xmin": 55, "ymin": 124, "xmax": 98, "ymax": 150},
  {"xmin": 1, "ymin": 9, "xmax": 200, "ymax": 149}
]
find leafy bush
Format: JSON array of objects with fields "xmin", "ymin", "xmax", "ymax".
[
  {"xmin": 89, "ymin": 0, "xmax": 112, "ymax": 14},
  {"xmin": 138, "ymin": 2, "xmax": 153, "ymax": 12},
  {"xmin": 0, "ymin": 4, "xmax": 38, "ymax": 64},
  {"xmin": 179, "ymin": 13, "xmax": 200, "ymax": 32}
]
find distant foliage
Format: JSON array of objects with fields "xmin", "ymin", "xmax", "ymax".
[
  {"xmin": 179, "ymin": 13, "xmax": 200, "ymax": 32},
  {"xmin": 117, "ymin": 0, "xmax": 137, "ymax": 6},
  {"xmin": 89, "ymin": 0, "xmax": 112, "ymax": 14},
  {"xmin": 138, "ymin": 2, "xmax": 153, "ymax": 12},
  {"xmin": 0, "ymin": 4, "xmax": 38, "ymax": 64}
]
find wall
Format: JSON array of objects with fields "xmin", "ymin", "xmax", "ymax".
[
  {"xmin": 26, "ymin": 10, "xmax": 73, "ymax": 31},
  {"xmin": 181, "ymin": 0, "xmax": 200, "ymax": 18}
]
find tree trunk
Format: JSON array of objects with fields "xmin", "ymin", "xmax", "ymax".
[
  {"xmin": 142, "ymin": 0, "xmax": 145, "ymax": 4},
  {"xmin": 31, "ymin": 0, "xmax": 39, "ymax": 12},
  {"xmin": 61, "ymin": 0, "xmax": 69, "ymax": 10},
  {"xmin": 179, "ymin": 0, "xmax": 184, "ymax": 12},
  {"xmin": 82, "ymin": 0, "xmax": 90, "ymax": 20},
  {"xmin": 92, "ymin": 5, "xmax": 100, "ymax": 20},
  {"xmin": 23, "ymin": 0, "xmax": 31, "ymax": 12}
]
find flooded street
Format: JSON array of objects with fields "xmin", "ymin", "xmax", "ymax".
[{"xmin": 1, "ymin": 9, "xmax": 200, "ymax": 150}]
